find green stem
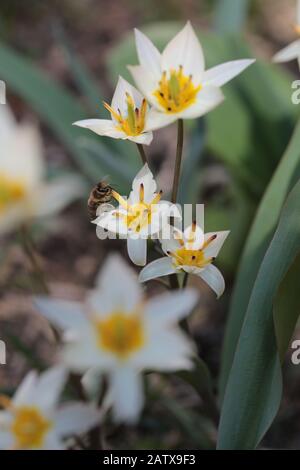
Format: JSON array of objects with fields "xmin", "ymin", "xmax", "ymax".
[
  {"xmin": 171, "ymin": 119, "xmax": 184, "ymax": 204},
  {"xmin": 136, "ymin": 143, "xmax": 148, "ymax": 165},
  {"xmin": 182, "ymin": 272, "xmax": 189, "ymax": 289}
]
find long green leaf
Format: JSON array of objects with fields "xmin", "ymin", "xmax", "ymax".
[
  {"xmin": 220, "ymin": 119, "xmax": 300, "ymax": 399},
  {"xmin": 214, "ymin": 0, "xmax": 250, "ymax": 34},
  {"xmin": 218, "ymin": 178, "xmax": 300, "ymax": 449}
]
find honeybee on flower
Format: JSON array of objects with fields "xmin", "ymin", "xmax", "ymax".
[
  {"xmin": 0, "ymin": 367, "xmax": 101, "ymax": 450},
  {"xmin": 35, "ymin": 254, "xmax": 198, "ymax": 424},
  {"xmin": 73, "ymin": 76, "xmax": 153, "ymax": 145},
  {"xmin": 128, "ymin": 21, "xmax": 255, "ymax": 130}
]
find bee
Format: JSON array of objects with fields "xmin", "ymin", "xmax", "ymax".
[{"xmin": 87, "ymin": 180, "xmax": 113, "ymax": 220}]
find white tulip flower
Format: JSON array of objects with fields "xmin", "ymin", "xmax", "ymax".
[
  {"xmin": 128, "ymin": 22, "xmax": 255, "ymax": 130},
  {"xmin": 139, "ymin": 222, "xmax": 229, "ymax": 298},
  {"xmin": 0, "ymin": 367, "xmax": 101, "ymax": 450},
  {"xmin": 273, "ymin": 0, "xmax": 300, "ymax": 68},
  {"xmin": 0, "ymin": 104, "xmax": 84, "ymax": 236},
  {"xmin": 95, "ymin": 163, "xmax": 171, "ymax": 266},
  {"xmin": 35, "ymin": 254, "xmax": 198, "ymax": 424},
  {"xmin": 73, "ymin": 76, "xmax": 153, "ymax": 145}
]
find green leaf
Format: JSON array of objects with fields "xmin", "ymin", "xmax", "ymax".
[
  {"xmin": 218, "ymin": 178, "xmax": 300, "ymax": 449},
  {"xmin": 214, "ymin": 0, "xmax": 250, "ymax": 34},
  {"xmin": 273, "ymin": 254, "xmax": 300, "ymax": 362},
  {"xmin": 220, "ymin": 119, "xmax": 300, "ymax": 399}
]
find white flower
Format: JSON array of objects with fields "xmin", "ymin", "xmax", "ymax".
[
  {"xmin": 73, "ymin": 76, "xmax": 153, "ymax": 145},
  {"xmin": 95, "ymin": 163, "xmax": 170, "ymax": 266},
  {"xmin": 139, "ymin": 222, "xmax": 229, "ymax": 298},
  {"xmin": 0, "ymin": 367, "xmax": 101, "ymax": 450},
  {"xmin": 0, "ymin": 104, "xmax": 84, "ymax": 236},
  {"xmin": 128, "ymin": 22, "xmax": 255, "ymax": 130},
  {"xmin": 35, "ymin": 254, "xmax": 198, "ymax": 424},
  {"xmin": 273, "ymin": 0, "xmax": 300, "ymax": 67}
]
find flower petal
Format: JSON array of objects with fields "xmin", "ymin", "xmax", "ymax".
[
  {"xmin": 73, "ymin": 119, "xmax": 124, "ymax": 139},
  {"xmin": 144, "ymin": 288, "xmax": 198, "ymax": 327},
  {"xmin": 197, "ymin": 264, "xmax": 225, "ymax": 298},
  {"xmin": 161, "ymin": 21, "xmax": 205, "ymax": 82},
  {"xmin": 273, "ymin": 40, "xmax": 300, "ymax": 63},
  {"xmin": 183, "ymin": 224, "xmax": 204, "ymax": 250},
  {"xmin": 34, "ymin": 297, "xmax": 86, "ymax": 331},
  {"xmin": 110, "ymin": 367, "xmax": 144, "ymax": 424},
  {"xmin": 178, "ymin": 86, "xmax": 224, "ymax": 119},
  {"xmin": 139, "ymin": 257, "xmax": 176, "ymax": 282},
  {"xmin": 134, "ymin": 29, "xmax": 162, "ymax": 79},
  {"xmin": 202, "ymin": 59, "xmax": 255, "ymax": 88},
  {"xmin": 55, "ymin": 402, "xmax": 102, "ymax": 436},
  {"xmin": 203, "ymin": 230, "xmax": 230, "ymax": 258},
  {"xmin": 13, "ymin": 371, "xmax": 38, "ymax": 406},
  {"xmin": 144, "ymin": 108, "xmax": 177, "ymax": 131},
  {"xmin": 112, "ymin": 76, "xmax": 145, "ymax": 117},
  {"xmin": 127, "ymin": 236, "xmax": 147, "ymax": 266},
  {"xmin": 129, "ymin": 131, "xmax": 153, "ymax": 145},
  {"xmin": 33, "ymin": 367, "xmax": 67, "ymax": 410},
  {"xmin": 131, "ymin": 163, "xmax": 157, "ymax": 203},
  {"xmin": 128, "ymin": 65, "xmax": 158, "ymax": 107}
]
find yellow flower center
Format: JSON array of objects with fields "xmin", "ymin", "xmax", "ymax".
[
  {"xmin": 0, "ymin": 173, "xmax": 26, "ymax": 212},
  {"xmin": 112, "ymin": 185, "xmax": 162, "ymax": 233},
  {"xmin": 168, "ymin": 233, "xmax": 217, "ymax": 269},
  {"xmin": 153, "ymin": 66, "xmax": 202, "ymax": 114},
  {"xmin": 11, "ymin": 406, "xmax": 52, "ymax": 449},
  {"xmin": 103, "ymin": 93, "xmax": 147, "ymax": 136},
  {"xmin": 95, "ymin": 311, "xmax": 145, "ymax": 359}
]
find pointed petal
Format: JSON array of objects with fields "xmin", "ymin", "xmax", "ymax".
[
  {"xmin": 0, "ymin": 104, "xmax": 16, "ymax": 138},
  {"xmin": 178, "ymin": 86, "xmax": 224, "ymax": 119},
  {"xmin": 128, "ymin": 65, "xmax": 158, "ymax": 107},
  {"xmin": 139, "ymin": 257, "xmax": 176, "ymax": 282},
  {"xmin": 127, "ymin": 237, "xmax": 147, "ymax": 266},
  {"xmin": 131, "ymin": 163, "xmax": 157, "ymax": 203},
  {"xmin": 110, "ymin": 368, "xmax": 144, "ymax": 424},
  {"xmin": 145, "ymin": 288, "xmax": 198, "ymax": 327},
  {"xmin": 13, "ymin": 371, "xmax": 38, "ymax": 406},
  {"xmin": 145, "ymin": 107, "xmax": 177, "ymax": 131},
  {"xmin": 134, "ymin": 29, "xmax": 162, "ymax": 79},
  {"xmin": 34, "ymin": 297, "xmax": 86, "ymax": 331},
  {"xmin": 73, "ymin": 119, "xmax": 124, "ymax": 139},
  {"xmin": 111, "ymin": 76, "xmax": 144, "ymax": 117},
  {"xmin": 197, "ymin": 264, "xmax": 225, "ymax": 298},
  {"xmin": 129, "ymin": 131, "xmax": 153, "ymax": 145},
  {"xmin": 273, "ymin": 40, "xmax": 300, "ymax": 63},
  {"xmin": 160, "ymin": 226, "xmax": 184, "ymax": 255},
  {"xmin": 33, "ymin": 367, "xmax": 67, "ymax": 410},
  {"xmin": 161, "ymin": 21, "xmax": 205, "ymax": 81},
  {"xmin": 203, "ymin": 230, "xmax": 230, "ymax": 258},
  {"xmin": 183, "ymin": 224, "xmax": 204, "ymax": 250},
  {"xmin": 202, "ymin": 59, "xmax": 255, "ymax": 88},
  {"xmin": 91, "ymin": 253, "xmax": 143, "ymax": 313},
  {"xmin": 33, "ymin": 175, "xmax": 85, "ymax": 218},
  {"xmin": 55, "ymin": 403, "xmax": 101, "ymax": 436}
]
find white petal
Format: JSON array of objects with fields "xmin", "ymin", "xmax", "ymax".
[
  {"xmin": 273, "ymin": 40, "xmax": 300, "ymax": 63},
  {"xmin": 160, "ymin": 226, "xmax": 184, "ymax": 255},
  {"xmin": 133, "ymin": 330, "xmax": 194, "ymax": 371},
  {"xmin": 139, "ymin": 257, "xmax": 176, "ymax": 282},
  {"xmin": 33, "ymin": 367, "xmax": 67, "ymax": 410},
  {"xmin": 0, "ymin": 429, "xmax": 14, "ymax": 450},
  {"xmin": 128, "ymin": 65, "xmax": 158, "ymax": 107},
  {"xmin": 144, "ymin": 108, "xmax": 177, "ymax": 131},
  {"xmin": 203, "ymin": 230, "xmax": 230, "ymax": 258},
  {"xmin": 110, "ymin": 367, "xmax": 144, "ymax": 424},
  {"xmin": 34, "ymin": 297, "xmax": 86, "ymax": 331},
  {"xmin": 129, "ymin": 131, "xmax": 153, "ymax": 145},
  {"xmin": 112, "ymin": 76, "xmax": 144, "ymax": 117},
  {"xmin": 161, "ymin": 22, "xmax": 205, "ymax": 82},
  {"xmin": 55, "ymin": 403, "xmax": 101, "ymax": 436},
  {"xmin": 91, "ymin": 253, "xmax": 143, "ymax": 313},
  {"xmin": 96, "ymin": 209, "xmax": 129, "ymax": 236},
  {"xmin": 73, "ymin": 119, "xmax": 124, "ymax": 139},
  {"xmin": 81, "ymin": 368, "xmax": 103, "ymax": 401},
  {"xmin": 131, "ymin": 163, "xmax": 157, "ymax": 203},
  {"xmin": 127, "ymin": 236, "xmax": 147, "ymax": 266},
  {"xmin": 197, "ymin": 264, "xmax": 225, "ymax": 298},
  {"xmin": 13, "ymin": 371, "xmax": 38, "ymax": 406},
  {"xmin": 183, "ymin": 224, "xmax": 204, "ymax": 250},
  {"xmin": 134, "ymin": 29, "xmax": 162, "ymax": 79},
  {"xmin": 144, "ymin": 288, "xmax": 198, "ymax": 327},
  {"xmin": 202, "ymin": 59, "xmax": 255, "ymax": 88},
  {"xmin": 33, "ymin": 175, "xmax": 85, "ymax": 218},
  {"xmin": 43, "ymin": 432, "xmax": 64, "ymax": 450},
  {"xmin": 0, "ymin": 104, "xmax": 16, "ymax": 138},
  {"xmin": 178, "ymin": 86, "xmax": 224, "ymax": 119}
]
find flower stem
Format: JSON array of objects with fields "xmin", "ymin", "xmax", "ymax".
[
  {"xmin": 136, "ymin": 143, "xmax": 148, "ymax": 165},
  {"xmin": 182, "ymin": 272, "xmax": 189, "ymax": 288},
  {"xmin": 20, "ymin": 225, "xmax": 49, "ymax": 295},
  {"xmin": 171, "ymin": 119, "xmax": 184, "ymax": 204}
]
